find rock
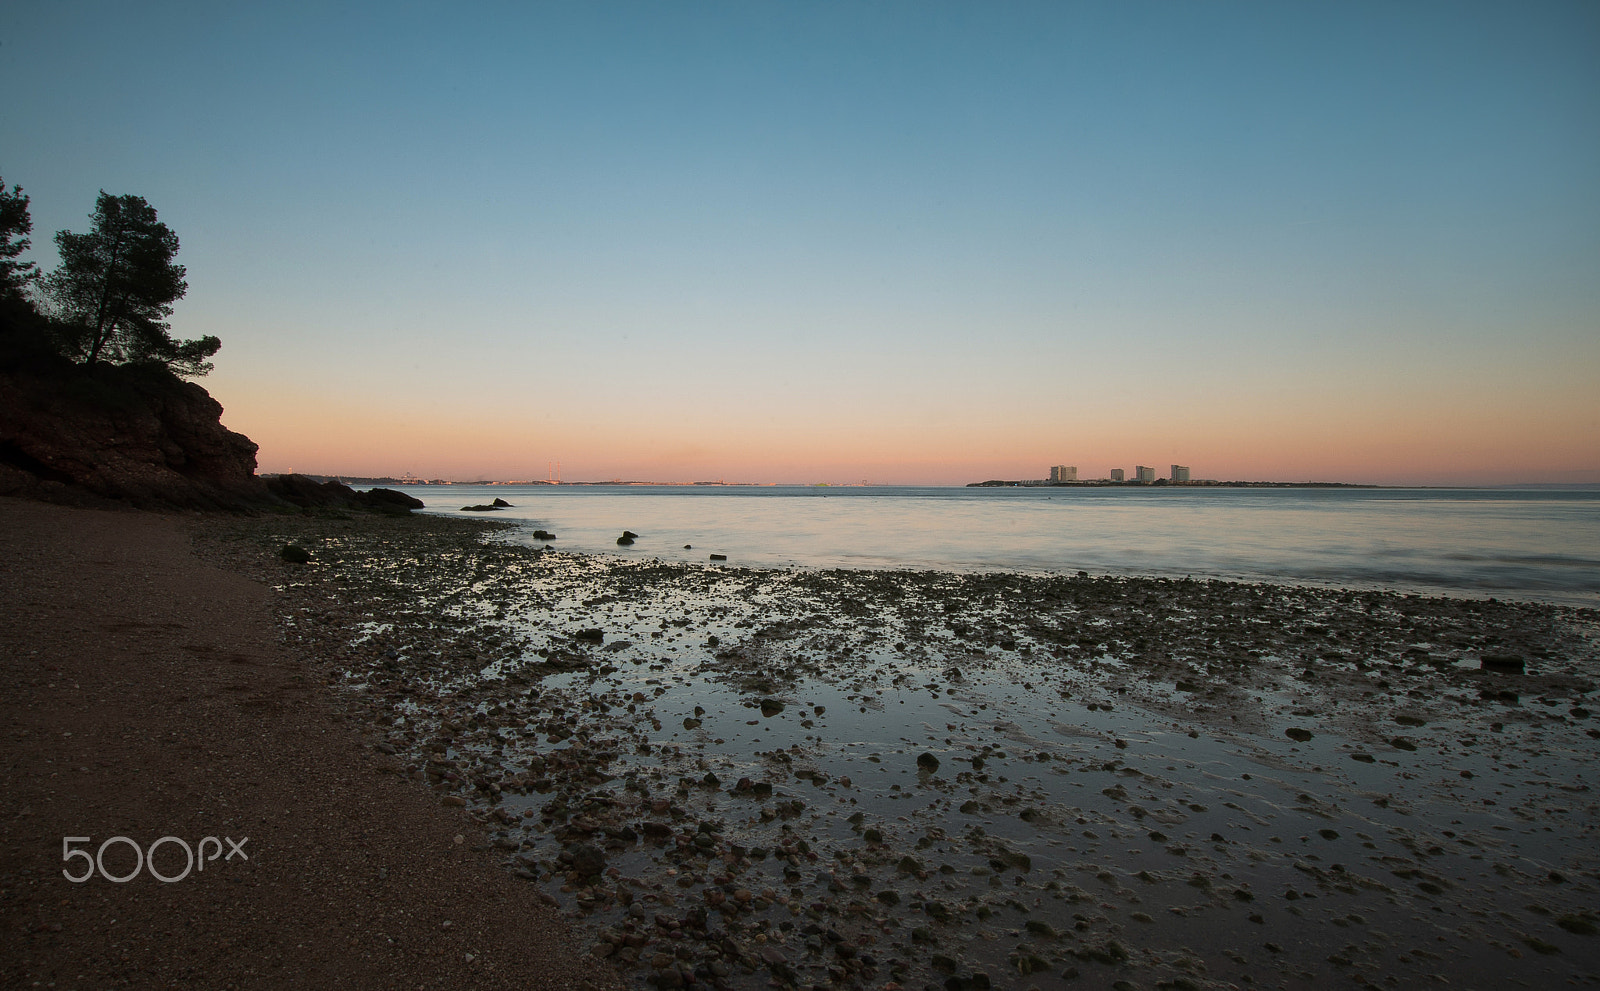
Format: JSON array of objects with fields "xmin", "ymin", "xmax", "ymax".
[
  {"xmin": 575, "ymin": 629, "xmax": 604, "ymax": 644},
  {"xmin": 359, "ymin": 487, "xmax": 424, "ymax": 512},
  {"xmin": 531, "ymin": 529, "xmax": 556, "ymax": 540},
  {"xmin": 617, "ymin": 534, "xmax": 634, "ymax": 545},
  {"xmin": 0, "ymin": 359, "xmax": 267, "ymax": 509},
  {"xmin": 1286, "ymin": 727, "xmax": 1314, "ymax": 742},
  {"xmin": 1481, "ymin": 654, "xmax": 1526, "ymax": 673},
  {"xmin": 683, "ymin": 544, "xmax": 692, "ymax": 549},
  {"xmin": 461, "ymin": 504, "xmax": 503, "ymax": 512},
  {"xmin": 759, "ymin": 699, "xmax": 785, "ymax": 717},
  {"xmin": 683, "ymin": 717, "xmax": 702, "ymax": 730},
  {"xmin": 709, "ymin": 554, "xmax": 727, "ymax": 561},
  {"xmin": 569, "ymin": 843, "xmax": 606, "ymax": 876},
  {"xmin": 916, "ymin": 752, "xmax": 940, "ymax": 772},
  {"xmin": 491, "ymin": 497, "xmax": 511, "ymax": 507},
  {"xmin": 280, "ymin": 544, "xmax": 311, "ymax": 564},
  {"xmin": 1390, "ymin": 737, "xmax": 1418, "ymax": 751}
]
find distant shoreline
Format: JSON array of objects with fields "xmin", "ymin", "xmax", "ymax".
[
  {"xmin": 259, "ymin": 475, "xmax": 1598, "ymax": 491},
  {"xmin": 966, "ymin": 479, "xmax": 1378, "ymax": 488}
]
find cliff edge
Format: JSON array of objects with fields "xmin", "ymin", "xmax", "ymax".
[{"xmin": 0, "ymin": 342, "xmax": 268, "ymax": 509}]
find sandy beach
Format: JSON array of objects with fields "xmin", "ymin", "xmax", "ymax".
[
  {"xmin": 0, "ymin": 497, "xmax": 619, "ymax": 990},
  {"xmin": 174, "ymin": 507, "xmax": 1600, "ymax": 991}
]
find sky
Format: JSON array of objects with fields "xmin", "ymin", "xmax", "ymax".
[{"xmin": 3, "ymin": 1, "xmax": 1597, "ymax": 485}]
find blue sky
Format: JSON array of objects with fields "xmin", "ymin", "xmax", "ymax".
[{"xmin": 4, "ymin": 2, "xmax": 1597, "ymax": 483}]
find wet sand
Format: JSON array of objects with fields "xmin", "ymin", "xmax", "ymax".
[
  {"xmin": 188, "ymin": 509, "xmax": 1600, "ymax": 991},
  {"xmin": 0, "ymin": 498, "xmax": 619, "ymax": 990}
]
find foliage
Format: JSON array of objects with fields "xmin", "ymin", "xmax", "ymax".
[
  {"xmin": 0, "ymin": 177, "xmax": 39, "ymax": 300},
  {"xmin": 43, "ymin": 191, "xmax": 219, "ymax": 376}
]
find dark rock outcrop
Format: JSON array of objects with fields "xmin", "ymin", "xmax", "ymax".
[
  {"xmin": 265, "ymin": 474, "xmax": 423, "ymax": 514},
  {"xmin": 0, "ymin": 334, "xmax": 423, "ymax": 513},
  {"xmin": 0, "ymin": 355, "xmax": 266, "ymax": 509}
]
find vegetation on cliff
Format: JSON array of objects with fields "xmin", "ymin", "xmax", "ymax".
[{"xmin": 0, "ymin": 179, "xmax": 217, "ymax": 377}]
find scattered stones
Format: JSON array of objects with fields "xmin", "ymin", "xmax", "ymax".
[{"xmin": 206, "ymin": 510, "xmax": 1600, "ymax": 991}]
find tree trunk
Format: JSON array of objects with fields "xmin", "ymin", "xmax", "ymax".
[{"xmin": 85, "ymin": 234, "xmax": 126, "ymax": 366}]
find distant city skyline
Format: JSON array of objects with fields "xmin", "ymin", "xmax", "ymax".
[{"xmin": 4, "ymin": 3, "xmax": 1596, "ymax": 487}]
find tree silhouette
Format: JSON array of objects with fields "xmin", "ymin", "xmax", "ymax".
[
  {"xmin": 45, "ymin": 192, "xmax": 219, "ymax": 376},
  {"xmin": 0, "ymin": 177, "xmax": 39, "ymax": 300}
]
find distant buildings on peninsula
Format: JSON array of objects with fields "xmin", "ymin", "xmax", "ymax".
[
  {"xmin": 972, "ymin": 464, "xmax": 1371, "ymax": 488},
  {"xmin": 1009, "ymin": 463, "xmax": 1201, "ymax": 486}
]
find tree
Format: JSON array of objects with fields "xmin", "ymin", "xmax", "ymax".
[
  {"xmin": 0, "ymin": 177, "xmax": 39, "ymax": 300},
  {"xmin": 44, "ymin": 192, "xmax": 219, "ymax": 376}
]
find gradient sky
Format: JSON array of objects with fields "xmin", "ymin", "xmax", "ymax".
[{"xmin": 4, "ymin": 2, "xmax": 1597, "ymax": 485}]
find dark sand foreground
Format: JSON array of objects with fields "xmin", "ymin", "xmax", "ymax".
[{"xmin": 0, "ymin": 497, "xmax": 619, "ymax": 990}]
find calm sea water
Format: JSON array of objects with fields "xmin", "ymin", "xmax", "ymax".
[{"xmin": 391, "ymin": 485, "xmax": 1600, "ymax": 606}]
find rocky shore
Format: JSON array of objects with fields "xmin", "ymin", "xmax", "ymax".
[{"xmin": 183, "ymin": 509, "xmax": 1600, "ymax": 991}]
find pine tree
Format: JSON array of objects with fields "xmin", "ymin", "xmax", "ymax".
[
  {"xmin": 45, "ymin": 192, "xmax": 219, "ymax": 375},
  {"xmin": 0, "ymin": 177, "xmax": 39, "ymax": 300}
]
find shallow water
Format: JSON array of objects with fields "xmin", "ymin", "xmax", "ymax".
[
  {"xmin": 394, "ymin": 484, "xmax": 1600, "ymax": 606},
  {"xmin": 244, "ymin": 511, "xmax": 1599, "ymax": 990},
  {"xmin": 314, "ymin": 532, "xmax": 1597, "ymax": 990}
]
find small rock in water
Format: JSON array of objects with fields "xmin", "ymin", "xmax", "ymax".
[
  {"xmin": 280, "ymin": 544, "xmax": 311, "ymax": 564},
  {"xmin": 709, "ymin": 553, "xmax": 727, "ymax": 561},
  {"xmin": 1481, "ymin": 654, "xmax": 1526, "ymax": 673},
  {"xmin": 1286, "ymin": 727, "xmax": 1314, "ymax": 742},
  {"xmin": 570, "ymin": 844, "xmax": 606, "ymax": 877},
  {"xmin": 616, "ymin": 533, "xmax": 635, "ymax": 545},
  {"xmin": 759, "ymin": 699, "xmax": 785, "ymax": 717},
  {"xmin": 916, "ymin": 752, "xmax": 940, "ymax": 772}
]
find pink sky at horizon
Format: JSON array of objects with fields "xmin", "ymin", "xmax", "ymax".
[
  {"xmin": 220, "ymin": 369, "xmax": 1599, "ymax": 488},
  {"xmin": 8, "ymin": 4, "xmax": 1597, "ymax": 488}
]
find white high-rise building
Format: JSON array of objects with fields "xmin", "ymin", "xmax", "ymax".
[
  {"xmin": 1135, "ymin": 465, "xmax": 1156, "ymax": 483},
  {"xmin": 1050, "ymin": 465, "xmax": 1077, "ymax": 483},
  {"xmin": 1171, "ymin": 465, "xmax": 1190, "ymax": 482}
]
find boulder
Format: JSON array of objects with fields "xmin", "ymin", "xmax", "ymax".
[
  {"xmin": 1481, "ymin": 654, "xmax": 1526, "ymax": 673},
  {"xmin": 360, "ymin": 487, "xmax": 424, "ymax": 512}
]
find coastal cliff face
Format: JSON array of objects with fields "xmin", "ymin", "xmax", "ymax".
[{"xmin": 0, "ymin": 357, "xmax": 269, "ymax": 509}]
